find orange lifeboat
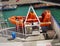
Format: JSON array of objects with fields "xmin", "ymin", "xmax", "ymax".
[
  {"xmin": 8, "ymin": 16, "xmax": 24, "ymax": 27},
  {"xmin": 26, "ymin": 12, "xmax": 38, "ymax": 22},
  {"xmin": 40, "ymin": 10, "xmax": 51, "ymax": 26}
]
